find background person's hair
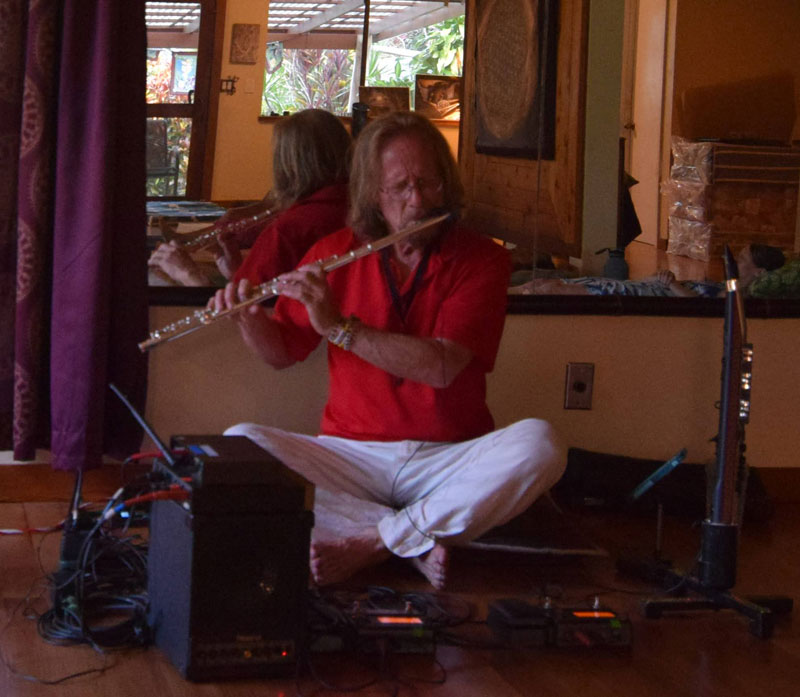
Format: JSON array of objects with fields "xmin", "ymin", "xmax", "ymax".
[
  {"xmin": 272, "ymin": 109, "xmax": 351, "ymax": 209},
  {"xmin": 749, "ymin": 244, "xmax": 786, "ymax": 272},
  {"xmin": 348, "ymin": 111, "xmax": 463, "ymax": 240}
]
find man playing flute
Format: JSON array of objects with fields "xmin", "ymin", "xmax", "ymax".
[
  {"xmin": 213, "ymin": 111, "xmax": 565, "ymax": 589},
  {"xmin": 149, "ymin": 109, "xmax": 351, "ymax": 287}
]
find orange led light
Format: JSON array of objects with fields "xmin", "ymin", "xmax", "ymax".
[{"xmin": 376, "ymin": 616, "xmax": 424, "ymax": 625}]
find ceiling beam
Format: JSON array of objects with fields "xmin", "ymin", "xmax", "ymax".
[
  {"xmin": 273, "ymin": 1, "xmax": 466, "ymax": 40},
  {"xmin": 288, "ymin": 0, "xmax": 365, "ymax": 36},
  {"xmin": 371, "ymin": 2, "xmax": 464, "ymax": 41},
  {"xmin": 265, "ymin": 31, "xmax": 357, "ymax": 50}
]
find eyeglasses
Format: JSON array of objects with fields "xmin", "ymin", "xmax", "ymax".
[{"xmin": 380, "ymin": 177, "xmax": 443, "ymax": 200}]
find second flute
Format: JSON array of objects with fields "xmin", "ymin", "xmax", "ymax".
[{"xmin": 139, "ymin": 212, "xmax": 450, "ymax": 352}]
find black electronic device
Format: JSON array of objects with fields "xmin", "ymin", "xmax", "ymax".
[
  {"xmin": 308, "ymin": 588, "xmax": 442, "ymax": 655},
  {"xmin": 354, "ymin": 612, "xmax": 436, "ymax": 654},
  {"xmin": 147, "ymin": 434, "xmax": 314, "ymax": 681},
  {"xmin": 487, "ymin": 597, "xmax": 632, "ymax": 649},
  {"xmin": 552, "ymin": 605, "xmax": 633, "ymax": 648},
  {"xmin": 487, "ymin": 598, "xmax": 552, "ymax": 647}
]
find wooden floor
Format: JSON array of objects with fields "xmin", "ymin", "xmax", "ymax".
[{"xmin": 1, "ymin": 492, "xmax": 798, "ymax": 697}]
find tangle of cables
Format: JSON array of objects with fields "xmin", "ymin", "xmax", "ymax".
[{"xmin": 36, "ymin": 471, "xmax": 190, "ymax": 652}]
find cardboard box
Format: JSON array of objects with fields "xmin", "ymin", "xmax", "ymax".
[{"xmin": 677, "ymin": 72, "xmax": 797, "ymax": 143}]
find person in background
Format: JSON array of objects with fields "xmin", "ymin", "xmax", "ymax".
[
  {"xmin": 148, "ymin": 109, "xmax": 352, "ymax": 286},
  {"xmin": 214, "ymin": 111, "xmax": 565, "ymax": 590},
  {"xmin": 658, "ymin": 243, "xmax": 785, "ymax": 297},
  {"xmin": 511, "ymin": 244, "xmax": 785, "ymax": 298}
]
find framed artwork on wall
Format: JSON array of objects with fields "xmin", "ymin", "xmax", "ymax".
[
  {"xmin": 474, "ymin": 0, "xmax": 559, "ymax": 159},
  {"xmin": 414, "ymin": 75, "xmax": 461, "ymax": 121},
  {"xmin": 171, "ymin": 52, "xmax": 197, "ymax": 94},
  {"xmin": 230, "ymin": 23, "xmax": 260, "ymax": 65},
  {"xmin": 358, "ymin": 86, "xmax": 410, "ymax": 118}
]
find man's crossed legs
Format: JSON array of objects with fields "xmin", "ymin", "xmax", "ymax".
[{"xmin": 224, "ymin": 418, "xmax": 565, "ymax": 589}]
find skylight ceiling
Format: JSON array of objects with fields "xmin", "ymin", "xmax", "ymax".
[
  {"xmin": 269, "ymin": 1, "xmax": 464, "ymax": 41},
  {"xmin": 146, "ymin": 2, "xmax": 202, "ymax": 31},
  {"xmin": 145, "ymin": 2, "xmax": 465, "ymax": 41}
]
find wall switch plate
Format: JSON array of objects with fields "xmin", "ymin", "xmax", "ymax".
[{"xmin": 564, "ymin": 363, "xmax": 594, "ymax": 409}]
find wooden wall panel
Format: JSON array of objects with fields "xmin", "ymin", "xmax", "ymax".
[{"xmin": 460, "ymin": 0, "xmax": 588, "ymax": 260}]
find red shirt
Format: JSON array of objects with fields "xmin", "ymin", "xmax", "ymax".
[
  {"xmin": 234, "ymin": 183, "xmax": 348, "ymax": 284},
  {"xmin": 272, "ymin": 223, "xmax": 511, "ymax": 442}
]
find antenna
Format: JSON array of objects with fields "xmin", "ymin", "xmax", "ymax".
[{"xmin": 108, "ymin": 383, "xmax": 191, "ymax": 491}]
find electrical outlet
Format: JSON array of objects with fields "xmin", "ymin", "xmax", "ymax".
[{"xmin": 564, "ymin": 363, "xmax": 594, "ymax": 409}]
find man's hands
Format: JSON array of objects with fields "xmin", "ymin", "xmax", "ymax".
[
  {"xmin": 212, "ymin": 263, "xmax": 473, "ymax": 387},
  {"xmin": 650, "ymin": 268, "xmax": 697, "ymax": 297},
  {"xmin": 149, "ymin": 228, "xmax": 244, "ymax": 285},
  {"xmin": 271, "ymin": 263, "xmax": 342, "ymax": 338},
  {"xmin": 148, "ymin": 241, "xmax": 210, "ymax": 286},
  {"xmin": 208, "ymin": 263, "xmax": 342, "ymax": 368},
  {"xmin": 208, "ymin": 229, "xmax": 243, "ymax": 280},
  {"xmin": 654, "ymin": 269, "xmax": 677, "ymax": 287}
]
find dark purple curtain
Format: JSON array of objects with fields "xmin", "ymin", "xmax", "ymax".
[
  {"xmin": 6, "ymin": 0, "xmax": 57, "ymax": 459},
  {"xmin": 0, "ymin": 0, "xmax": 29, "ymax": 451},
  {"xmin": 1, "ymin": 0, "xmax": 149, "ymax": 471}
]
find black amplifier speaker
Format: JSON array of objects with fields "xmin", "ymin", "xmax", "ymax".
[{"xmin": 147, "ymin": 434, "xmax": 314, "ymax": 681}]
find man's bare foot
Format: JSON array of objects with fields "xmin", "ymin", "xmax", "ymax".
[
  {"xmin": 310, "ymin": 531, "xmax": 391, "ymax": 586},
  {"xmin": 410, "ymin": 544, "xmax": 449, "ymax": 590}
]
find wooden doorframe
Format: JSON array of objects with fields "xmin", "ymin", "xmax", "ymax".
[
  {"xmin": 621, "ymin": 0, "xmax": 675, "ymax": 249},
  {"xmin": 200, "ymin": 0, "xmax": 225, "ymax": 200},
  {"xmin": 146, "ymin": 0, "xmax": 221, "ymax": 200},
  {"xmin": 620, "ymin": 0, "xmax": 678, "ymax": 249}
]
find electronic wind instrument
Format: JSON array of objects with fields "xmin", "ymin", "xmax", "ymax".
[
  {"xmin": 139, "ymin": 212, "xmax": 451, "ymax": 352},
  {"xmin": 699, "ymin": 245, "xmax": 752, "ymax": 590},
  {"xmin": 710, "ymin": 246, "xmax": 751, "ymax": 527},
  {"xmin": 619, "ymin": 245, "xmax": 792, "ymax": 637}
]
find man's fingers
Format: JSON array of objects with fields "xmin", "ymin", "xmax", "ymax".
[{"xmin": 237, "ymin": 278, "xmax": 252, "ymax": 302}]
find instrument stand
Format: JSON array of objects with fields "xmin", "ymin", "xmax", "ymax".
[
  {"xmin": 618, "ymin": 248, "xmax": 793, "ymax": 639},
  {"xmin": 617, "ymin": 506, "xmax": 793, "ymax": 639},
  {"xmin": 618, "ymin": 555, "xmax": 792, "ymax": 640},
  {"xmin": 653, "ymin": 501, "xmax": 665, "ymax": 562}
]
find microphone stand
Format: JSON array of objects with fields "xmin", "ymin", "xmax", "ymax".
[{"xmin": 617, "ymin": 247, "xmax": 792, "ymax": 638}]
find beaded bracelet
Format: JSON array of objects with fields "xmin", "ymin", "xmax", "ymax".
[{"xmin": 327, "ymin": 316, "xmax": 361, "ymax": 351}]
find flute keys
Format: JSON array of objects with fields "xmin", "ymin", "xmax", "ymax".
[{"xmin": 196, "ymin": 308, "xmax": 216, "ymax": 324}]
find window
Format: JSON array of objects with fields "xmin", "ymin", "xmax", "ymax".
[
  {"xmin": 261, "ymin": 2, "xmax": 464, "ymax": 117},
  {"xmin": 262, "ymin": 46, "xmax": 355, "ymax": 116},
  {"xmin": 146, "ymin": 0, "xmax": 216, "ymax": 199}
]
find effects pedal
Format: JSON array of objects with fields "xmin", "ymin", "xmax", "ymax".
[
  {"xmin": 309, "ymin": 590, "xmax": 436, "ymax": 655},
  {"xmin": 355, "ymin": 613, "xmax": 435, "ymax": 654},
  {"xmin": 487, "ymin": 597, "xmax": 632, "ymax": 649},
  {"xmin": 553, "ymin": 604, "xmax": 632, "ymax": 648},
  {"xmin": 487, "ymin": 598, "xmax": 552, "ymax": 646}
]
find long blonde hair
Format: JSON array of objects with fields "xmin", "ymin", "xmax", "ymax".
[
  {"xmin": 271, "ymin": 109, "xmax": 351, "ymax": 209},
  {"xmin": 348, "ymin": 111, "xmax": 463, "ymax": 240}
]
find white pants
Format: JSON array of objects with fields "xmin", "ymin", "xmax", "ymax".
[{"xmin": 224, "ymin": 418, "xmax": 566, "ymax": 558}]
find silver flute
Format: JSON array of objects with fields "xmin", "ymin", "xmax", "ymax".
[
  {"xmin": 139, "ymin": 212, "xmax": 450, "ymax": 352},
  {"xmin": 168, "ymin": 207, "xmax": 277, "ymax": 252}
]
